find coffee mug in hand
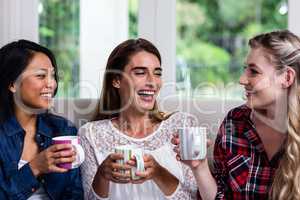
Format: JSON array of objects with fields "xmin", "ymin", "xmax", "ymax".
[
  {"xmin": 179, "ymin": 127, "xmax": 207, "ymax": 160},
  {"xmin": 114, "ymin": 145, "xmax": 145, "ymax": 180},
  {"xmin": 52, "ymin": 136, "xmax": 85, "ymax": 169}
]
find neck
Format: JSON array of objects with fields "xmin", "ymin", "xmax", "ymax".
[
  {"xmin": 116, "ymin": 110, "xmax": 156, "ymax": 138},
  {"xmin": 14, "ymin": 106, "xmax": 37, "ymax": 133},
  {"xmin": 253, "ymin": 99, "xmax": 288, "ymax": 133}
]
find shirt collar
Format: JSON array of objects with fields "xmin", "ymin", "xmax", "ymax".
[
  {"xmin": 36, "ymin": 114, "xmax": 53, "ymax": 138},
  {"xmin": 3, "ymin": 114, "xmax": 53, "ymax": 138},
  {"xmin": 3, "ymin": 116, "xmax": 24, "ymax": 136},
  {"xmin": 237, "ymin": 105, "xmax": 266, "ymax": 152}
]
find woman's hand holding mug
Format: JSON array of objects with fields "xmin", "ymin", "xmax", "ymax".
[
  {"xmin": 171, "ymin": 127, "xmax": 212, "ymax": 170},
  {"xmin": 29, "ymin": 143, "xmax": 76, "ymax": 176}
]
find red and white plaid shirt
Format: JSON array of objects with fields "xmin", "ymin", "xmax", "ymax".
[{"xmin": 212, "ymin": 105, "xmax": 284, "ymax": 200}]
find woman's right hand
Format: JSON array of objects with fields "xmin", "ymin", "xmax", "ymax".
[
  {"xmin": 29, "ymin": 144, "xmax": 76, "ymax": 176},
  {"xmin": 97, "ymin": 153, "xmax": 132, "ymax": 184},
  {"xmin": 171, "ymin": 133, "xmax": 212, "ymax": 170}
]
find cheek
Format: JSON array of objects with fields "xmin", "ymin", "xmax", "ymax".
[
  {"xmin": 157, "ymin": 79, "xmax": 162, "ymax": 88},
  {"xmin": 20, "ymin": 80, "xmax": 43, "ymax": 96},
  {"xmin": 252, "ymin": 77, "xmax": 272, "ymax": 91},
  {"xmin": 53, "ymin": 80, "xmax": 58, "ymax": 88}
]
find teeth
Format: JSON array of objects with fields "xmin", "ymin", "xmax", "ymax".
[
  {"xmin": 41, "ymin": 93, "xmax": 52, "ymax": 98},
  {"xmin": 138, "ymin": 90, "xmax": 155, "ymax": 95}
]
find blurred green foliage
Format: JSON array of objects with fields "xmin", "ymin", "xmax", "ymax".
[
  {"xmin": 176, "ymin": 0, "xmax": 287, "ymax": 91},
  {"xmin": 39, "ymin": 0, "xmax": 79, "ymax": 97},
  {"xmin": 129, "ymin": 0, "xmax": 138, "ymax": 38},
  {"xmin": 39, "ymin": 0, "xmax": 287, "ymax": 98}
]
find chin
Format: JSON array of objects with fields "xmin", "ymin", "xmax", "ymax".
[{"xmin": 136, "ymin": 105, "xmax": 155, "ymax": 113}]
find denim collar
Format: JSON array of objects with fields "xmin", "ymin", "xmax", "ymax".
[{"xmin": 3, "ymin": 114, "xmax": 53, "ymax": 138}]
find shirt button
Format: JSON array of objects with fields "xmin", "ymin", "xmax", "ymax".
[
  {"xmin": 40, "ymin": 142, "xmax": 44, "ymax": 146},
  {"xmin": 41, "ymin": 179, "xmax": 45, "ymax": 183}
]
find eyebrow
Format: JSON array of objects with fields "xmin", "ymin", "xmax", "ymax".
[
  {"xmin": 32, "ymin": 67, "xmax": 55, "ymax": 72},
  {"xmin": 131, "ymin": 66, "xmax": 162, "ymax": 71}
]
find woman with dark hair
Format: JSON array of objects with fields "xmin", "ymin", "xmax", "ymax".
[
  {"xmin": 79, "ymin": 38, "xmax": 198, "ymax": 199},
  {"xmin": 0, "ymin": 40, "xmax": 83, "ymax": 200},
  {"xmin": 173, "ymin": 30, "xmax": 300, "ymax": 200}
]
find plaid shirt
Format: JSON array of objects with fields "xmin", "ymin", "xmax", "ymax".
[{"xmin": 213, "ymin": 105, "xmax": 284, "ymax": 200}]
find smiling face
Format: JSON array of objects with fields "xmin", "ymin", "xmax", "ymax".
[
  {"xmin": 114, "ymin": 51, "xmax": 162, "ymax": 113},
  {"xmin": 10, "ymin": 52, "xmax": 57, "ymax": 111},
  {"xmin": 239, "ymin": 47, "xmax": 286, "ymax": 110}
]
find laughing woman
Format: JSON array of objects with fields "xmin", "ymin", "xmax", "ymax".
[
  {"xmin": 78, "ymin": 38, "xmax": 198, "ymax": 200},
  {"xmin": 0, "ymin": 40, "xmax": 83, "ymax": 200}
]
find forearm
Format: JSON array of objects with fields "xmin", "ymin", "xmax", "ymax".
[
  {"xmin": 92, "ymin": 168, "xmax": 110, "ymax": 198},
  {"xmin": 0, "ymin": 163, "xmax": 40, "ymax": 199},
  {"xmin": 192, "ymin": 160, "xmax": 217, "ymax": 200},
  {"xmin": 62, "ymin": 169, "xmax": 84, "ymax": 200},
  {"xmin": 153, "ymin": 166, "xmax": 179, "ymax": 196}
]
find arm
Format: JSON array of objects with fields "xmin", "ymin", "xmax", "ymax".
[
  {"xmin": 61, "ymin": 167, "xmax": 84, "ymax": 200},
  {"xmin": 131, "ymin": 148, "xmax": 198, "ymax": 199},
  {"xmin": 78, "ymin": 125, "xmax": 110, "ymax": 200},
  {"xmin": 0, "ymin": 162, "xmax": 40, "ymax": 200},
  {"xmin": 180, "ymin": 121, "xmax": 229, "ymax": 200},
  {"xmin": 132, "ymin": 154, "xmax": 179, "ymax": 196},
  {"xmin": 211, "ymin": 123, "xmax": 229, "ymax": 200},
  {"xmin": 168, "ymin": 112, "xmax": 218, "ymax": 199},
  {"xmin": 190, "ymin": 159, "xmax": 217, "ymax": 200},
  {"xmin": 59, "ymin": 126, "xmax": 84, "ymax": 200},
  {"xmin": 153, "ymin": 166, "xmax": 179, "ymax": 196}
]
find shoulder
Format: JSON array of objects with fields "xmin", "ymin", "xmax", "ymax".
[
  {"xmin": 164, "ymin": 111, "xmax": 198, "ymax": 127},
  {"xmin": 216, "ymin": 104, "xmax": 252, "ymax": 148},
  {"xmin": 40, "ymin": 113, "xmax": 77, "ymax": 135},
  {"xmin": 78, "ymin": 119, "xmax": 110, "ymax": 138},
  {"xmin": 224, "ymin": 104, "xmax": 251, "ymax": 121}
]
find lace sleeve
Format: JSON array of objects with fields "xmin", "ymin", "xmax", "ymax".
[
  {"xmin": 165, "ymin": 112, "xmax": 199, "ymax": 199},
  {"xmin": 79, "ymin": 123, "xmax": 110, "ymax": 200},
  {"xmin": 166, "ymin": 163, "xmax": 198, "ymax": 199}
]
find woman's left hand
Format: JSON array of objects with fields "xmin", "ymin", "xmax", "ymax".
[{"xmin": 128, "ymin": 154, "xmax": 162, "ymax": 184}]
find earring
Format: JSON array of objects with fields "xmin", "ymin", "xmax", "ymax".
[{"xmin": 9, "ymin": 87, "xmax": 16, "ymax": 93}]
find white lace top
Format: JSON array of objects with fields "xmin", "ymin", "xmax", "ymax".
[{"xmin": 78, "ymin": 112, "xmax": 199, "ymax": 200}]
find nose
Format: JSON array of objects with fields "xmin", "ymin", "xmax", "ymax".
[
  {"xmin": 146, "ymin": 73, "xmax": 156, "ymax": 87},
  {"xmin": 239, "ymin": 71, "xmax": 248, "ymax": 86}
]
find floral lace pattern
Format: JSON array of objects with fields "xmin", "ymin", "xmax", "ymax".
[{"xmin": 79, "ymin": 112, "xmax": 199, "ymax": 200}]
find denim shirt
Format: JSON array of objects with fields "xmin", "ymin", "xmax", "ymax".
[{"xmin": 0, "ymin": 113, "xmax": 84, "ymax": 200}]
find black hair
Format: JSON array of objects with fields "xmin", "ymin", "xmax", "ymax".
[{"xmin": 0, "ymin": 39, "xmax": 58, "ymax": 122}]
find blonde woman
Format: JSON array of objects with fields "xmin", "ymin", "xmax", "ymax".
[
  {"xmin": 79, "ymin": 38, "xmax": 198, "ymax": 200},
  {"xmin": 173, "ymin": 30, "xmax": 300, "ymax": 200}
]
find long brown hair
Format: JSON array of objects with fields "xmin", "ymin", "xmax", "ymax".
[
  {"xmin": 249, "ymin": 30, "xmax": 300, "ymax": 200},
  {"xmin": 93, "ymin": 38, "xmax": 167, "ymax": 122}
]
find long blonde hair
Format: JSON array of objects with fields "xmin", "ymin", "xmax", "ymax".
[{"xmin": 249, "ymin": 30, "xmax": 300, "ymax": 200}]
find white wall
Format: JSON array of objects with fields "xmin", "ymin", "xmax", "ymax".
[
  {"xmin": 79, "ymin": 0, "xmax": 128, "ymax": 98},
  {"xmin": 0, "ymin": 0, "xmax": 38, "ymax": 46},
  {"xmin": 288, "ymin": 0, "xmax": 300, "ymax": 36},
  {"xmin": 1, "ymin": 0, "xmax": 299, "ymax": 100},
  {"xmin": 138, "ymin": 0, "xmax": 177, "ymax": 98}
]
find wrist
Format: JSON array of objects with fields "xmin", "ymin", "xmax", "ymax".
[
  {"xmin": 29, "ymin": 161, "xmax": 41, "ymax": 177},
  {"xmin": 191, "ymin": 159, "xmax": 209, "ymax": 171},
  {"xmin": 192, "ymin": 159, "xmax": 211, "ymax": 176},
  {"xmin": 153, "ymin": 165, "xmax": 164, "ymax": 181},
  {"xmin": 97, "ymin": 166, "xmax": 109, "ymax": 182},
  {"xmin": 93, "ymin": 167, "xmax": 110, "ymax": 198}
]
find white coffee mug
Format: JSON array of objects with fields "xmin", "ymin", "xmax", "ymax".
[
  {"xmin": 178, "ymin": 127, "xmax": 207, "ymax": 160},
  {"xmin": 114, "ymin": 145, "xmax": 145, "ymax": 180},
  {"xmin": 52, "ymin": 136, "xmax": 85, "ymax": 169}
]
